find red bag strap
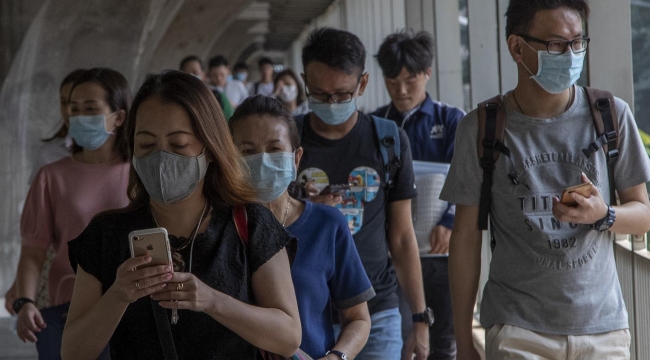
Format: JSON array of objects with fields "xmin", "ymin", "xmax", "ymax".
[
  {"xmin": 233, "ymin": 204, "xmax": 284, "ymax": 360},
  {"xmin": 232, "ymin": 205, "xmax": 249, "ymax": 245}
]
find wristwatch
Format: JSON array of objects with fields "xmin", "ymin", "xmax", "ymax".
[
  {"xmin": 412, "ymin": 307, "xmax": 434, "ymax": 326},
  {"xmin": 12, "ymin": 297, "xmax": 34, "ymax": 313},
  {"xmin": 590, "ymin": 204, "xmax": 616, "ymax": 232},
  {"xmin": 325, "ymin": 350, "xmax": 348, "ymax": 360}
]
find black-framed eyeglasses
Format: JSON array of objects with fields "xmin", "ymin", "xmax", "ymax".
[
  {"xmin": 305, "ymin": 78, "xmax": 361, "ymax": 104},
  {"xmin": 517, "ymin": 34, "xmax": 590, "ymax": 55}
]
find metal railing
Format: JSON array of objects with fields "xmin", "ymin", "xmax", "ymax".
[{"xmin": 614, "ymin": 234, "xmax": 650, "ymax": 360}]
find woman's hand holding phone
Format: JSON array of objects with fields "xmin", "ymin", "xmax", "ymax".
[
  {"xmin": 150, "ymin": 272, "xmax": 215, "ymax": 313},
  {"xmin": 106, "ymin": 256, "xmax": 172, "ymax": 305},
  {"xmin": 552, "ymin": 173, "xmax": 609, "ymax": 225}
]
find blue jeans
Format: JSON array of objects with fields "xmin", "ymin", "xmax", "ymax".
[
  {"xmin": 334, "ymin": 307, "xmax": 402, "ymax": 359},
  {"xmin": 35, "ymin": 302, "xmax": 110, "ymax": 360}
]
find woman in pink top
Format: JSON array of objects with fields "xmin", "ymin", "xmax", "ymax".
[{"xmin": 13, "ymin": 68, "xmax": 131, "ymax": 359}]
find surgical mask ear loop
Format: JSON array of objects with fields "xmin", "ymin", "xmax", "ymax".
[
  {"xmin": 518, "ymin": 37, "xmax": 540, "ymax": 78},
  {"xmin": 105, "ymin": 111, "xmax": 119, "ymax": 134}
]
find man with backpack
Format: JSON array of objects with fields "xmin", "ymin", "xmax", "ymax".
[
  {"xmin": 296, "ymin": 27, "xmax": 430, "ymax": 360},
  {"xmin": 440, "ymin": 1, "xmax": 650, "ymax": 359},
  {"xmin": 373, "ymin": 30, "xmax": 464, "ymax": 360}
]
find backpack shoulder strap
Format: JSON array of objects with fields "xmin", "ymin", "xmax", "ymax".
[
  {"xmin": 583, "ymin": 87, "xmax": 619, "ymax": 155},
  {"xmin": 232, "ymin": 205, "xmax": 249, "ymax": 245},
  {"xmin": 477, "ymin": 95, "xmax": 506, "ymax": 230},
  {"xmin": 370, "ymin": 115, "xmax": 401, "ymax": 189},
  {"xmin": 583, "ymin": 87, "xmax": 619, "ymax": 205}
]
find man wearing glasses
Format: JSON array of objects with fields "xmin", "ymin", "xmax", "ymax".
[
  {"xmin": 296, "ymin": 27, "xmax": 430, "ymax": 360},
  {"xmin": 440, "ymin": 1, "xmax": 650, "ymax": 359}
]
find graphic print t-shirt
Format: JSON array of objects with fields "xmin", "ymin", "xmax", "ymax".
[
  {"xmin": 440, "ymin": 87, "xmax": 650, "ymax": 335},
  {"xmin": 298, "ymin": 111, "xmax": 417, "ymax": 314}
]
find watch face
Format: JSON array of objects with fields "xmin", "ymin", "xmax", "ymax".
[
  {"xmin": 425, "ymin": 307, "xmax": 435, "ymax": 326},
  {"xmin": 12, "ymin": 298, "xmax": 30, "ymax": 313}
]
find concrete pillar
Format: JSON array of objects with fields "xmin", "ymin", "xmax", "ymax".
[
  {"xmin": 0, "ymin": 0, "xmax": 183, "ymax": 293},
  {"xmin": 0, "ymin": 0, "xmax": 46, "ymax": 87}
]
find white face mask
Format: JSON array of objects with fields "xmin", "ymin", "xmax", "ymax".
[{"xmin": 278, "ymin": 84, "xmax": 298, "ymax": 103}]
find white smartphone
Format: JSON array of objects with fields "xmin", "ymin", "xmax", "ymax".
[{"xmin": 128, "ymin": 227, "xmax": 171, "ymax": 269}]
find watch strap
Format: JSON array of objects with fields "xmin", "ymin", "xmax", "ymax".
[
  {"xmin": 12, "ymin": 297, "xmax": 34, "ymax": 313},
  {"xmin": 412, "ymin": 312, "xmax": 426, "ymax": 323},
  {"xmin": 412, "ymin": 307, "xmax": 434, "ymax": 326},
  {"xmin": 326, "ymin": 350, "xmax": 347, "ymax": 360},
  {"xmin": 590, "ymin": 204, "xmax": 616, "ymax": 232}
]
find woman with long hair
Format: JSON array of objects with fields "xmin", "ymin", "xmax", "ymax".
[
  {"xmin": 62, "ymin": 71, "xmax": 300, "ymax": 360},
  {"xmin": 14, "ymin": 68, "xmax": 131, "ymax": 359},
  {"xmin": 31, "ymin": 69, "xmax": 87, "ymax": 181}
]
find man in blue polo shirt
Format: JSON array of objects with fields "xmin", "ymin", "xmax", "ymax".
[{"xmin": 373, "ymin": 30, "xmax": 465, "ymax": 360}]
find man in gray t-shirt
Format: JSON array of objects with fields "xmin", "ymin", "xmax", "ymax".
[{"xmin": 440, "ymin": 1, "xmax": 650, "ymax": 359}]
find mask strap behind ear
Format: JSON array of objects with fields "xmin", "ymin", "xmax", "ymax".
[{"xmin": 517, "ymin": 37, "xmax": 542, "ymax": 77}]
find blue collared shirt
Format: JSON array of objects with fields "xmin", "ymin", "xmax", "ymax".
[{"xmin": 372, "ymin": 93, "xmax": 465, "ymax": 229}]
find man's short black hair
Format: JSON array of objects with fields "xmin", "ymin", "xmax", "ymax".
[
  {"xmin": 375, "ymin": 30, "xmax": 434, "ymax": 79},
  {"xmin": 179, "ymin": 55, "xmax": 203, "ymax": 71},
  {"xmin": 505, "ymin": 0, "xmax": 590, "ymax": 39},
  {"xmin": 302, "ymin": 27, "xmax": 366, "ymax": 75},
  {"xmin": 234, "ymin": 62, "xmax": 249, "ymax": 72},
  {"xmin": 208, "ymin": 55, "xmax": 229, "ymax": 70},
  {"xmin": 258, "ymin": 57, "xmax": 273, "ymax": 67}
]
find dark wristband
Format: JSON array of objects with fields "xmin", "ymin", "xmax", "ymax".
[
  {"xmin": 326, "ymin": 350, "xmax": 348, "ymax": 360},
  {"xmin": 12, "ymin": 297, "xmax": 34, "ymax": 313}
]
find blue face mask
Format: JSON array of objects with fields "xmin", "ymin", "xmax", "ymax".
[
  {"xmin": 68, "ymin": 113, "xmax": 116, "ymax": 150},
  {"xmin": 227, "ymin": 74, "xmax": 233, "ymax": 82},
  {"xmin": 234, "ymin": 72, "xmax": 247, "ymax": 82},
  {"xmin": 244, "ymin": 152, "xmax": 296, "ymax": 203},
  {"xmin": 521, "ymin": 39, "xmax": 585, "ymax": 94},
  {"xmin": 309, "ymin": 96, "xmax": 358, "ymax": 126}
]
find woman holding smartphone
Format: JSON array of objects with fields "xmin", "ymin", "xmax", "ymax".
[
  {"xmin": 230, "ymin": 95, "xmax": 373, "ymax": 359},
  {"xmin": 63, "ymin": 71, "xmax": 300, "ymax": 360},
  {"xmin": 15, "ymin": 68, "xmax": 131, "ymax": 359}
]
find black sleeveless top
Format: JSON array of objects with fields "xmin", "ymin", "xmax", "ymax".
[{"xmin": 68, "ymin": 202, "xmax": 294, "ymax": 360}]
